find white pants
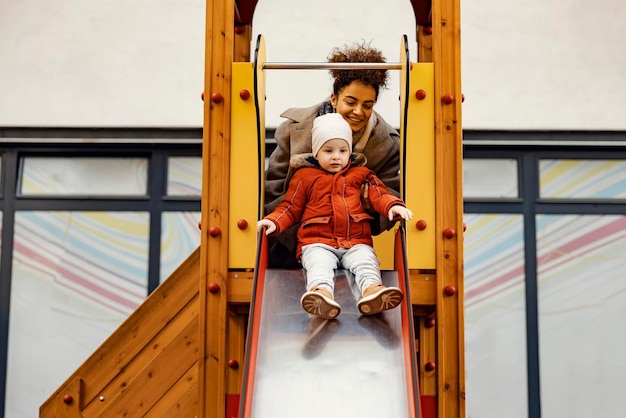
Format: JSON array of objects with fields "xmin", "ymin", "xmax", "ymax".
[{"xmin": 300, "ymin": 243, "xmax": 382, "ymax": 296}]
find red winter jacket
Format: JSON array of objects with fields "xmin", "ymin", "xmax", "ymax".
[{"xmin": 265, "ymin": 155, "xmax": 406, "ymax": 260}]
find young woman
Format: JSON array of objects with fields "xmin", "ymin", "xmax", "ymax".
[{"xmin": 264, "ymin": 42, "xmax": 401, "ymax": 267}]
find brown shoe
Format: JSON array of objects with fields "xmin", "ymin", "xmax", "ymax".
[
  {"xmin": 357, "ymin": 284, "xmax": 403, "ymax": 315},
  {"xmin": 301, "ymin": 287, "xmax": 341, "ymax": 319}
]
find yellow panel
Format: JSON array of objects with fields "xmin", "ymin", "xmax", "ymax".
[
  {"xmin": 405, "ymin": 63, "xmax": 435, "ymax": 269},
  {"xmin": 228, "ymin": 62, "xmax": 258, "ymax": 268},
  {"xmin": 373, "ymin": 228, "xmax": 398, "ymax": 270}
]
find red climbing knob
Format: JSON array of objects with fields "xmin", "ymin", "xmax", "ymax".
[
  {"xmin": 63, "ymin": 394, "xmax": 73, "ymax": 404},
  {"xmin": 234, "ymin": 25, "xmax": 244, "ymax": 34},
  {"xmin": 209, "ymin": 226, "xmax": 221, "ymax": 237},
  {"xmin": 444, "ymin": 285, "xmax": 457, "ymax": 296},
  {"xmin": 462, "ymin": 93, "xmax": 465, "ymax": 103},
  {"xmin": 208, "ymin": 282, "xmax": 220, "ymax": 294},
  {"xmin": 424, "ymin": 26, "xmax": 432, "ymax": 35},
  {"xmin": 416, "ymin": 220, "xmax": 427, "ymax": 231},
  {"xmin": 239, "ymin": 89, "xmax": 250, "ymax": 100},
  {"xmin": 201, "ymin": 92, "xmax": 205, "ymax": 101},
  {"xmin": 228, "ymin": 359, "xmax": 239, "ymax": 369},
  {"xmin": 415, "ymin": 89, "xmax": 427, "ymax": 100},
  {"xmin": 463, "ymin": 222, "xmax": 467, "ymax": 232},
  {"xmin": 197, "ymin": 221, "xmax": 202, "ymax": 230},
  {"xmin": 443, "ymin": 228, "xmax": 456, "ymax": 239},
  {"xmin": 211, "ymin": 92, "xmax": 223, "ymax": 103},
  {"xmin": 425, "ymin": 318, "xmax": 436, "ymax": 328},
  {"xmin": 237, "ymin": 219, "xmax": 248, "ymax": 230},
  {"xmin": 425, "ymin": 361, "xmax": 436, "ymax": 371},
  {"xmin": 442, "ymin": 94, "xmax": 454, "ymax": 104}
]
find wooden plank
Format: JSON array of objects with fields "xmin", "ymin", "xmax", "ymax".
[
  {"xmin": 53, "ymin": 378, "xmax": 83, "ymax": 418},
  {"xmin": 409, "ymin": 270, "xmax": 437, "ymax": 306},
  {"xmin": 418, "ymin": 26, "xmax": 433, "ymax": 63},
  {"xmin": 149, "ymin": 365, "xmax": 198, "ymax": 417},
  {"xmin": 81, "ymin": 295, "xmax": 199, "ymax": 416},
  {"xmin": 40, "ymin": 248, "xmax": 201, "ymax": 417},
  {"xmin": 91, "ymin": 316, "xmax": 199, "ymax": 417},
  {"xmin": 227, "ymin": 312, "xmax": 246, "ymax": 393},
  {"xmin": 431, "ymin": 0, "xmax": 466, "ymax": 415},
  {"xmin": 234, "ymin": 24, "xmax": 252, "ymax": 62},
  {"xmin": 419, "ymin": 316, "xmax": 438, "ymax": 397},
  {"xmin": 161, "ymin": 385, "xmax": 199, "ymax": 418},
  {"xmin": 228, "ymin": 271, "xmax": 254, "ymax": 303},
  {"xmin": 199, "ymin": 1, "xmax": 235, "ymax": 417}
]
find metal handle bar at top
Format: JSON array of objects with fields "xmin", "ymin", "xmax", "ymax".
[{"xmin": 261, "ymin": 62, "xmax": 403, "ymax": 70}]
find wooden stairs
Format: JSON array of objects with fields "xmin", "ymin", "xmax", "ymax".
[{"xmin": 40, "ymin": 248, "xmax": 202, "ymax": 418}]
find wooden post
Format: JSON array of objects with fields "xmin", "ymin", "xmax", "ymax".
[
  {"xmin": 431, "ymin": 0, "xmax": 466, "ymax": 416},
  {"xmin": 199, "ymin": 0, "xmax": 234, "ymax": 417}
]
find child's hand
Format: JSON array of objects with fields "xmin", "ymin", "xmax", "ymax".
[
  {"xmin": 257, "ymin": 219, "xmax": 276, "ymax": 235},
  {"xmin": 388, "ymin": 205, "xmax": 413, "ymax": 221}
]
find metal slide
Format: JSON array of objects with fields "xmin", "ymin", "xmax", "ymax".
[{"xmin": 239, "ymin": 229, "xmax": 421, "ymax": 417}]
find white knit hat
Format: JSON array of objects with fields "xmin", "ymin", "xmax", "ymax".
[{"xmin": 311, "ymin": 113, "xmax": 353, "ymax": 157}]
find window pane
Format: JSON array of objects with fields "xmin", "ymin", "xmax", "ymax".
[
  {"xmin": 463, "ymin": 158, "xmax": 518, "ymax": 198},
  {"xmin": 160, "ymin": 211, "xmax": 201, "ymax": 282},
  {"xmin": 19, "ymin": 157, "xmax": 148, "ymax": 196},
  {"xmin": 167, "ymin": 157, "xmax": 202, "ymax": 196},
  {"xmin": 539, "ymin": 159, "xmax": 626, "ymax": 199},
  {"xmin": 537, "ymin": 214, "xmax": 626, "ymax": 417},
  {"xmin": 464, "ymin": 214, "xmax": 528, "ymax": 418},
  {"xmin": 6, "ymin": 211, "xmax": 149, "ymax": 417}
]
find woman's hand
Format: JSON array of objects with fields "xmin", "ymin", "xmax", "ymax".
[
  {"xmin": 360, "ymin": 183, "xmax": 376, "ymax": 215},
  {"xmin": 388, "ymin": 205, "xmax": 413, "ymax": 221},
  {"xmin": 257, "ymin": 219, "xmax": 276, "ymax": 235}
]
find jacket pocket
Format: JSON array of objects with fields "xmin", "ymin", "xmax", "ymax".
[
  {"xmin": 300, "ymin": 216, "xmax": 332, "ymax": 242},
  {"xmin": 348, "ymin": 213, "xmax": 373, "ymax": 239}
]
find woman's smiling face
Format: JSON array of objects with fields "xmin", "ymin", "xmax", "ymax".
[{"xmin": 330, "ymin": 81, "xmax": 377, "ymax": 133}]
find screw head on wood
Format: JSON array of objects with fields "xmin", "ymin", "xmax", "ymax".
[
  {"xmin": 444, "ymin": 285, "xmax": 457, "ymax": 296},
  {"xmin": 208, "ymin": 282, "xmax": 220, "ymax": 294},
  {"xmin": 211, "ymin": 92, "xmax": 223, "ymax": 103},
  {"xmin": 442, "ymin": 93, "xmax": 454, "ymax": 104}
]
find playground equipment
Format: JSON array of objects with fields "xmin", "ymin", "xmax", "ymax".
[{"xmin": 40, "ymin": 0, "xmax": 463, "ymax": 417}]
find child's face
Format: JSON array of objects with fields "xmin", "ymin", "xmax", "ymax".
[{"xmin": 316, "ymin": 139, "xmax": 351, "ymax": 173}]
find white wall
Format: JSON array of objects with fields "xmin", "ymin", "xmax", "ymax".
[
  {"xmin": 0, "ymin": 0, "xmax": 206, "ymax": 127},
  {"xmin": 1, "ymin": 0, "xmax": 625, "ymax": 129},
  {"xmin": 252, "ymin": 0, "xmax": 417, "ymax": 128},
  {"xmin": 462, "ymin": 0, "xmax": 626, "ymax": 130}
]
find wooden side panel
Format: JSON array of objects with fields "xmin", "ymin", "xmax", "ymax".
[
  {"xmin": 198, "ymin": 0, "xmax": 235, "ymax": 417},
  {"xmin": 432, "ymin": 0, "xmax": 466, "ymax": 415},
  {"xmin": 89, "ymin": 317, "xmax": 199, "ymax": 417},
  {"xmin": 152, "ymin": 368, "xmax": 199, "ymax": 417},
  {"xmin": 40, "ymin": 248, "xmax": 201, "ymax": 418}
]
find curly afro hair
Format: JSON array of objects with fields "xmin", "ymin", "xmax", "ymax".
[{"xmin": 327, "ymin": 41, "xmax": 389, "ymax": 100}]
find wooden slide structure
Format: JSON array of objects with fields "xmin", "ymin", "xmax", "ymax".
[{"xmin": 40, "ymin": 0, "xmax": 463, "ymax": 417}]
